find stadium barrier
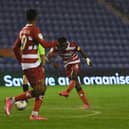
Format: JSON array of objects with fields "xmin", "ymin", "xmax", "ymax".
[{"xmin": 1, "ymin": 72, "xmax": 129, "ymax": 87}]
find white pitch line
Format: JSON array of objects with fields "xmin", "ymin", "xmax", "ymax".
[
  {"xmin": 48, "ymin": 110, "xmax": 102, "ymax": 118},
  {"xmin": 84, "ymin": 110, "xmax": 102, "ymax": 117}
]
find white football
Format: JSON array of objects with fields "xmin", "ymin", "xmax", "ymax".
[{"xmin": 15, "ymin": 100, "xmax": 27, "ymax": 111}]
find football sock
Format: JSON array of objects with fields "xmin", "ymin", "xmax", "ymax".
[
  {"xmin": 22, "ymin": 84, "xmax": 29, "ymax": 92},
  {"xmin": 33, "ymin": 96, "xmax": 43, "ymax": 112},
  {"xmin": 66, "ymin": 80, "xmax": 76, "ymax": 93},
  {"xmin": 14, "ymin": 91, "xmax": 32, "ymax": 101},
  {"xmin": 77, "ymin": 89, "xmax": 89, "ymax": 105},
  {"xmin": 31, "ymin": 111, "xmax": 39, "ymax": 116},
  {"xmin": 22, "ymin": 84, "xmax": 29, "ymax": 102}
]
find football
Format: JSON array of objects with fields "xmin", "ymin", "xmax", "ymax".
[{"xmin": 15, "ymin": 100, "xmax": 27, "ymax": 111}]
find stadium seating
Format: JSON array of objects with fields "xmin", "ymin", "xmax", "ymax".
[{"xmin": 0, "ymin": 0, "xmax": 129, "ymax": 74}]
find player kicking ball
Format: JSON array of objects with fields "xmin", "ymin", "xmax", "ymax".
[
  {"xmin": 5, "ymin": 9, "xmax": 57, "ymax": 120},
  {"xmin": 47, "ymin": 37, "xmax": 92, "ymax": 109}
]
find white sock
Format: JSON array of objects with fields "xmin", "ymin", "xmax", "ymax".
[{"xmin": 32, "ymin": 111, "xmax": 39, "ymax": 116}]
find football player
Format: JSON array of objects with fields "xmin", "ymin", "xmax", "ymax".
[
  {"xmin": 5, "ymin": 9, "xmax": 57, "ymax": 120},
  {"xmin": 47, "ymin": 37, "xmax": 92, "ymax": 109}
]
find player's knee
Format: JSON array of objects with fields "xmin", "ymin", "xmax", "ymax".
[
  {"xmin": 40, "ymin": 84, "xmax": 46, "ymax": 93},
  {"xmin": 36, "ymin": 95, "xmax": 44, "ymax": 100},
  {"xmin": 40, "ymin": 80, "xmax": 46, "ymax": 90},
  {"xmin": 32, "ymin": 88, "xmax": 44, "ymax": 97},
  {"xmin": 31, "ymin": 90, "xmax": 37, "ymax": 97},
  {"xmin": 31, "ymin": 81, "xmax": 46, "ymax": 97},
  {"xmin": 75, "ymin": 85, "xmax": 82, "ymax": 91},
  {"xmin": 32, "ymin": 90, "xmax": 42, "ymax": 97}
]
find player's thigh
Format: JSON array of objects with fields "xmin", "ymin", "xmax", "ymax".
[
  {"xmin": 23, "ymin": 66, "xmax": 45, "ymax": 88},
  {"xmin": 65, "ymin": 64, "xmax": 72, "ymax": 77},
  {"xmin": 66, "ymin": 64, "xmax": 80, "ymax": 78},
  {"xmin": 33, "ymin": 78, "xmax": 46, "ymax": 93},
  {"xmin": 72, "ymin": 64, "xmax": 80, "ymax": 74}
]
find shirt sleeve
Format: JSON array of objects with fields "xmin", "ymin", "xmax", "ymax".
[
  {"xmin": 33, "ymin": 27, "xmax": 58, "ymax": 48},
  {"xmin": 72, "ymin": 42, "xmax": 81, "ymax": 51},
  {"xmin": 73, "ymin": 42, "xmax": 89, "ymax": 58}
]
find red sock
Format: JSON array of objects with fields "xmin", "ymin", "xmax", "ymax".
[
  {"xmin": 77, "ymin": 89, "xmax": 89, "ymax": 105},
  {"xmin": 33, "ymin": 96, "xmax": 43, "ymax": 112},
  {"xmin": 66, "ymin": 80, "xmax": 76, "ymax": 93},
  {"xmin": 15, "ymin": 91, "xmax": 32, "ymax": 101}
]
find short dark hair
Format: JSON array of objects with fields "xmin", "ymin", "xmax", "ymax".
[
  {"xmin": 58, "ymin": 37, "xmax": 67, "ymax": 44},
  {"xmin": 26, "ymin": 9, "xmax": 38, "ymax": 22},
  {"xmin": 57, "ymin": 37, "xmax": 67, "ymax": 49}
]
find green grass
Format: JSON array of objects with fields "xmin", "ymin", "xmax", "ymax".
[{"xmin": 0, "ymin": 85, "xmax": 129, "ymax": 129}]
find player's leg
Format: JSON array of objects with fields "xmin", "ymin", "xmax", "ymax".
[
  {"xmin": 22, "ymin": 75, "xmax": 29, "ymax": 102},
  {"xmin": 30, "ymin": 78, "xmax": 48, "ymax": 120},
  {"xmin": 75, "ymin": 78, "xmax": 90, "ymax": 109},
  {"xmin": 5, "ymin": 68, "xmax": 39, "ymax": 105},
  {"xmin": 5, "ymin": 70, "xmax": 34, "ymax": 116},
  {"xmin": 22, "ymin": 75, "xmax": 29, "ymax": 92},
  {"xmin": 58, "ymin": 63, "xmax": 90, "ymax": 109},
  {"xmin": 5, "ymin": 90, "xmax": 33, "ymax": 116},
  {"xmin": 71, "ymin": 64, "xmax": 90, "ymax": 109},
  {"xmin": 28, "ymin": 66, "xmax": 47, "ymax": 120},
  {"xmin": 58, "ymin": 79, "xmax": 76, "ymax": 97},
  {"xmin": 66, "ymin": 69, "xmax": 90, "ymax": 109},
  {"xmin": 6, "ymin": 79, "xmax": 47, "ymax": 119},
  {"xmin": 59, "ymin": 64, "xmax": 76, "ymax": 97},
  {"xmin": 5, "ymin": 66, "xmax": 47, "ymax": 120}
]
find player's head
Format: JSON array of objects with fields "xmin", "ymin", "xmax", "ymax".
[
  {"xmin": 26, "ymin": 9, "xmax": 38, "ymax": 23},
  {"xmin": 57, "ymin": 37, "xmax": 68, "ymax": 50}
]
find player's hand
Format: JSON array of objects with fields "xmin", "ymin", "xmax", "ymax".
[{"xmin": 85, "ymin": 57, "xmax": 92, "ymax": 66}]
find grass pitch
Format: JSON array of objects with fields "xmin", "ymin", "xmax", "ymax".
[{"xmin": 0, "ymin": 85, "xmax": 129, "ymax": 129}]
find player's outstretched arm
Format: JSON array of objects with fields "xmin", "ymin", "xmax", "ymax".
[
  {"xmin": 77, "ymin": 46, "xmax": 92, "ymax": 66},
  {"xmin": 39, "ymin": 39, "xmax": 58, "ymax": 48},
  {"xmin": 34, "ymin": 28, "xmax": 58, "ymax": 48}
]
